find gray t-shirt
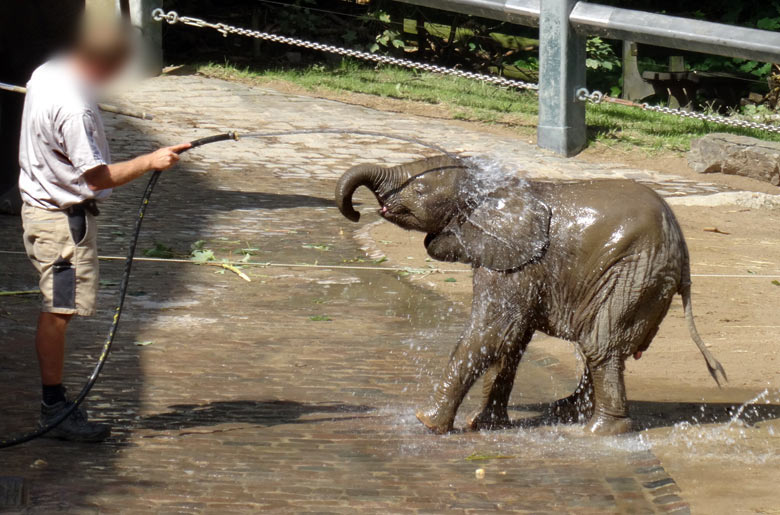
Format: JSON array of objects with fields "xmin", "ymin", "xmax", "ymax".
[{"xmin": 18, "ymin": 58, "xmax": 112, "ymax": 210}]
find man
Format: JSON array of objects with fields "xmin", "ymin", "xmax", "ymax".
[{"xmin": 19, "ymin": 17, "xmax": 190, "ymax": 442}]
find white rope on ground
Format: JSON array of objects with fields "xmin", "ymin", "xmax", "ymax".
[{"xmin": 0, "ymin": 250, "xmax": 778, "ymax": 278}]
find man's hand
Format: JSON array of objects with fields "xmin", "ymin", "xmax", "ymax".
[
  {"xmin": 84, "ymin": 141, "xmax": 192, "ymax": 191},
  {"xmin": 145, "ymin": 143, "xmax": 192, "ymax": 171}
]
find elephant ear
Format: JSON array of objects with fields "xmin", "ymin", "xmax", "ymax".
[
  {"xmin": 456, "ymin": 190, "xmax": 551, "ymax": 271},
  {"xmin": 424, "ymin": 231, "xmax": 469, "ymax": 264}
]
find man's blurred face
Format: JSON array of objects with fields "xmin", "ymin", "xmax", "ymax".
[
  {"xmin": 82, "ymin": 53, "xmax": 129, "ymax": 85},
  {"xmin": 73, "ymin": 21, "xmax": 131, "ymax": 86}
]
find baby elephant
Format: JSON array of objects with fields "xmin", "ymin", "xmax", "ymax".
[{"xmin": 335, "ymin": 155, "xmax": 726, "ymax": 435}]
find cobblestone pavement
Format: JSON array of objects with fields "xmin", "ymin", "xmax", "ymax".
[{"xmin": 0, "ymin": 75, "xmax": 692, "ymax": 513}]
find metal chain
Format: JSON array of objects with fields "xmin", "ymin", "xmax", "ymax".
[
  {"xmin": 153, "ymin": 9, "xmax": 780, "ymax": 135},
  {"xmin": 575, "ymin": 87, "xmax": 604, "ymax": 104},
  {"xmin": 151, "ymin": 9, "xmax": 538, "ymax": 91},
  {"xmin": 641, "ymin": 103, "xmax": 780, "ymax": 134},
  {"xmin": 576, "ymin": 87, "xmax": 780, "ymax": 134}
]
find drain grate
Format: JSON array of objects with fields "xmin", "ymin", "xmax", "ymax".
[{"xmin": 0, "ymin": 477, "xmax": 27, "ymax": 508}]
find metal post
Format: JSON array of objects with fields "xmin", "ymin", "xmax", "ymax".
[
  {"xmin": 537, "ymin": 0, "xmax": 586, "ymax": 156},
  {"xmin": 129, "ymin": 0, "xmax": 163, "ymax": 76}
]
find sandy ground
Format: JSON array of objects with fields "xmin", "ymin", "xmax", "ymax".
[
  {"xmin": 252, "ymin": 75, "xmax": 780, "ymax": 512},
  {"xmin": 355, "ymin": 158, "xmax": 780, "ymax": 513}
]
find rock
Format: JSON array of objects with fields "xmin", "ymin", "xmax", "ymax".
[{"xmin": 688, "ymin": 133, "xmax": 780, "ymax": 186}]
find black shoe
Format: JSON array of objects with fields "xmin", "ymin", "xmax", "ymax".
[{"xmin": 39, "ymin": 400, "xmax": 111, "ymax": 443}]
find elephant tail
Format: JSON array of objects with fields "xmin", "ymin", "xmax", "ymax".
[{"xmin": 680, "ymin": 282, "xmax": 728, "ymax": 387}]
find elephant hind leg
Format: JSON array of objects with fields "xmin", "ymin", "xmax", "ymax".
[
  {"xmin": 586, "ymin": 354, "xmax": 632, "ymax": 435},
  {"xmin": 466, "ymin": 330, "xmax": 532, "ymax": 431}
]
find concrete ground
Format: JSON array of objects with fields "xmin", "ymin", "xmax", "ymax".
[{"xmin": 0, "ymin": 74, "xmax": 778, "ymax": 513}]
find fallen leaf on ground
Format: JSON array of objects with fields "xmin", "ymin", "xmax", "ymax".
[
  {"xmin": 144, "ymin": 243, "xmax": 175, "ymax": 258},
  {"xmin": 221, "ymin": 263, "xmax": 251, "ymax": 282},
  {"xmin": 703, "ymin": 227, "xmax": 730, "ymax": 235}
]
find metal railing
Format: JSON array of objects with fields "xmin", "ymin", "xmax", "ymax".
[{"xmin": 395, "ymin": 0, "xmax": 780, "ymax": 156}]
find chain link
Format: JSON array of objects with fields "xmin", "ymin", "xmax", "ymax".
[
  {"xmin": 574, "ymin": 86, "xmax": 780, "ymax": 134},
  {"xmin": 151, "ymin": 9, "xmax": 538, "ymax": 91},
  {"xmin": 576, "ymin": 87, "xmax": 604, "ymax": 104},
  {"xmin": 641, "ymin": 103, "xmax": 780, "ymax": 134},
  {"xmin": 152, "ymin": 9, "xmax": 780, "ymax": 135}
]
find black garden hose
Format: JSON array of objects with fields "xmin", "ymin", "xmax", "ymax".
[{"xmin": 0, "ymin": 129, "xmax": 450, "ymax": 448}]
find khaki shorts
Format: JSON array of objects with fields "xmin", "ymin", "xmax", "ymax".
[{"xmin": 22, "ymin": 203, "xmax": 99, "ymax": 316}]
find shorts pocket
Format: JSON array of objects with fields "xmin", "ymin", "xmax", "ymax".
[
  {"xmin": 52, "ymin": 258, "xmax": 76, "ymax": 309},
  {"xmin": 67, "ymin": 211, "xmax": 88, "ymax": 246}
]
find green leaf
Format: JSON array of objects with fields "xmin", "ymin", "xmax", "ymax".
[
  {"xmin": 144, "ymin": 243, "xmax": 175, "ymax": 259},
  {"xmin": 444, "ymin": 277, "xmax": 457, "ymax": 283},
  {"xmin": 374, "ymin": 256, "xmax": 388, "ymax": 264},
  {"xmin": 739, "ymin": 61, "xmax": 759, "ymax": 73},
  {"xmin": 757, "ymin": 17, "xmax": 780, "ymax": 31},
  {"xmin": 133, "ymin": 341, "xmax": 154, "ymax": 346},
  {"xmin": 191, "ymin": 249, "xmax": 215, "ymax": 264},
  {"xmin": 772, "ymin": 280, "xmax": 780, "ymax": 286},
  {"xmin": 309, "ymin": 315, "xmax": 332, "ymax": 321},
  {"xmin": 191, "ymin": 240, "xmax": 206, "ymax": 251}
]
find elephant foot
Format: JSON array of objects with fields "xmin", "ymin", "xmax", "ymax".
[
  {"xmin": 585, "ymin": 412, "xmax": 633, "ymax": 436},
  {"xmin": 544, "ymin": 390, "xmax": 594, "ymax": 424},
  {"xmin": 415, "ymin": 407, "xmax": 454, "ymax": 435},
  {"xmin": 466, "ymin": 408, "xmax": 512, "ymax": 431}
]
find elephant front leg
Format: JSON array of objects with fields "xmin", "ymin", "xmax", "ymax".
[
  {"xmin": 467, "ymin": 330, "xmax": 532, "ymax": 431},
  {"xmin": 586, "ymin": 355, "xmax": 632, "ymax": 435},
  {"xmin": 465, "ymin": 356, "xmax": 519, "ymax": 431},
  {"xmin": 415, "ymin": 326, "xmax": 488, "ymax": 434}
]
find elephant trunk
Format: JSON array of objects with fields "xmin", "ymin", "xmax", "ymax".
[{"xmin": 335, "ymin": 164, "xmax": 409, "ymax": 222}]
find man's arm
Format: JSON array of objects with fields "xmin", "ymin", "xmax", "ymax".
[{"xmin": 83, "ymin": 142, "xmax": 192, "ymax": 191}]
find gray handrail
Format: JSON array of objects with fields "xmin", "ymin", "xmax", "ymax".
[
  {"xmin": 394, "ymin": 0, "xmax": 780, "ymax": 156},
  {"xmin": 396, "ymin": 0, "xmax": 780, "ymax": 63},
  {"xmin": 570, "ymin": 2, "xmax": 780, "ymax": 64}
]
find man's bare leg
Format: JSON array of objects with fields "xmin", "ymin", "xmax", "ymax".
[{"xmin": 36, "ymin": 312, "xmax": 71, "ymax": 387}]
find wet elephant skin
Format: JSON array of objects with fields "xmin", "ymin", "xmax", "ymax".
[{"xmin": 335, "ymin": 155, "xmax": 726, "ymax": 436}]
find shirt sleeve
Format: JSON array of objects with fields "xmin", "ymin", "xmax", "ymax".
[{"xmin": 60, "ymin": 112, "xmax": 108, "ymax": 175}]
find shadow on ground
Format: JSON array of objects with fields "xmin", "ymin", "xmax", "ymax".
[
  {"xmin": 137, "ymin": 400, "xmax": 374, "ymax": 430},
  {"xmin": 508, "ymin": 399, "xmax": 780, "ymax": 431}
]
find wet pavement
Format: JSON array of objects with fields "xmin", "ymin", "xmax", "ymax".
[{"xmin": 0, "ymin": 74, "xmax": 735, "ymax": 512}]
